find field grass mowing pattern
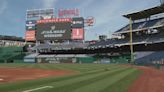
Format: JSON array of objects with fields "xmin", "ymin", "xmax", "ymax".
[
  {"xmin": 0, "ymin": 64, "xmax": 118, "ymax": 91},
  {"xmin": 0, "ymin": 64, "xmax": 141, "ymax": 92},
  {"xmin": 38, "ymin": 67, "xmax": 130, "ymax": 92},
  {"xmin": 99, "ymin": 70, "xmax": 142, "ymax": 92}
]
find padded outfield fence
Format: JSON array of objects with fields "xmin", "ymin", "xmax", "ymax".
[{"xmin": 0, "ymin": 46, "xmax": 25, "ymax": 63}]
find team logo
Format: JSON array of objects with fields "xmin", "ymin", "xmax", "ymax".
[
  {"xmin": 26, "ymin": 20, "xmax": 36, "ymax": 30},
  {"xmin": 51, "ymin": 26, "xmax": 56, "ymax": 30},
  {"xmin": 29, "ymin": 21, "xmax": 32, "ymax": 24},
  {"xmin": 73, "ymin": 21, "xmax": 83, "ymax": 24}
]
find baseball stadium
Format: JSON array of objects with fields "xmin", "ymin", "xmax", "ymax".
[{"xmin": 0, "ymin": 0, "xmax": 164, "ymax": 92}]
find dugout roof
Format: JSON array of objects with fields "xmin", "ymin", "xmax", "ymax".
[{"xmin": 123, "ymin": 5, "xmax": 164, "ymax": 20}]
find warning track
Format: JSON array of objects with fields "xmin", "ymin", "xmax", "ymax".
[{"xmin": 128, "ymin": 66, "xmax": 164, "ymax": 92}]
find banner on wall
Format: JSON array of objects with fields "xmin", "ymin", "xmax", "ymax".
[
  {"xmin": 72, "ymin": 28, "xmax": 84, "ymax": 40},
  {"xmin": 25, "ymin": 31, "xmax": 36, "ymax": 41}
]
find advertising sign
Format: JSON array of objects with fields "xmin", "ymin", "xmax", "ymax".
[
  {"xmin": 86, "ymin": 16, "xmax": 95, "ymax": 26},
  {"xmin": 25, "ymin": 31, "xmax": 36, "ymax": 41},
  {"xmin": 26, "ymin": 9, "xmax": 54, "ymax": 20},
  {"xmin": 37, "ymin": 18, "xmax": 72, "ymax": 24},
  {"xmin": 26, "ymin": 20, "xmax": 36, "ymax": 30},
  {"xmin": 58, "ymin": 9, "xmax": 80, "ymax": 17},
  {"xmin": 37, "ymin": 57, "xmax": 73, "ymax": 63},
  {"xmin": 72, "ymin": 17, "xmax": 84, "ymax": 28},
  {"xmin": 36, "ymin": 22, "xmax": 71, "ymax": 41},
  {"xmin": 72, "ymin": 28, "xmax": 84, "ymax": 40}
]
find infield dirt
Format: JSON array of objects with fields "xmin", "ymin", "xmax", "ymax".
[
  {"xmin": 128, "ymin": 66, "xmax": 164, "ymax": 92},
  {"xmin": 0, "ymin": 67, "xmax": 76, "ymax": 83}
]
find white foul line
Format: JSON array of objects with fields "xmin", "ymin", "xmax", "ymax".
[{"xmin": 23, "ymin": 86, "xmax": 53, "ymax": 92}]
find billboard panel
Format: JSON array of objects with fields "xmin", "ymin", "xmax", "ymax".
[
  {"xmin": 72, "ymin": 28, "xmax": 84, "ymax": 40},
  {"xmin": 58, "ymin": 9, "xmax": 80, "ymax": 17},
  {"xmin": 72, "ymin": 17, "xmax": 84, "ymax": 28},
  {"xmin": 37, "ymin": 18, "xmax": 72, "ymax": 24},
  {"xmin": 37, "ymin": 57, "xmax": 73, "ymax": 63},
  {"xmin": 25, "ymin": 31, "xmax": 36, "ymax": 41},
  {"xmin": 26, "ymin": 20, "xmax": 36, "ymax": 30},
  {"xmin": 36, "ymin": 22, "xmax": 71, "ymax": 41},
  {"xmin": 26, "ymin": 9, "xmax": 54, "ymax": 20}
]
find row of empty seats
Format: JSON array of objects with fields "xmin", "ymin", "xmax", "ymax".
[
  {"xmin": 135, "ymin": 51, "xmax": 164, "ymax": 64},
  {"xmin": 0, "ymin": 35, "xmax": 24, "ymax": 42},
  {"xmin": 32, "ymin": 42, "xmax": 89, "ymax": 52},
  {"xmin": 116, "ymin": 17, "xmax": 164, "ymax": 33},
  {"xmin": 89, "ymin": 31, "xmax": 164, "ymax": 48}
]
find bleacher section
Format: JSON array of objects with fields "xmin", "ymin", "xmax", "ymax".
[
  {"xmin": 89, "ymin": 30, "xmax": 164, "ymax": 48},
  {"xmin": 0, "ymin": 35, "xmax": 24, "ymax": 41},
  {"xmin": 88, "ymin": 5, "xmax": 164, "ymax": 64},
  {"xmin": 89, "ymin": 11, "xmax": 164, "ymax": 48},
  {"xmin": 135, "ymin": 51, "xmax": 164, "ymax": 64},
  {"xmin": 115, "ymin": 18, "xmax": 164, "ymax": 33},
  {"xmin": 34, "ymin": 42, "xmax": 89, "ymax": 53},
  {"xmin": 0, "ymin": 35, "xmax": 25, "ymax": 47}
]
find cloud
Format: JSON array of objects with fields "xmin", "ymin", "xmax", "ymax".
[
  {"xmin": 83, "ymin": 0, "xmax": 129, "ymax": 40},
  {"xmin": 0, "ymin": 0, "xmax": 7, "ymax": 15},
  {"xmin": 42, "ymin": 0, "xmax": 58, "ymax": 8},
  {"xmin": 84, "ymin": 0, "xmax": 125, "ymax": 31},
  {"xmin": 78, "ymin": 0, "xmax": 95, "ymax": 9},
  {"xmin": 84, "ymin": 0, "xmax": 159, "ymax": 40}
]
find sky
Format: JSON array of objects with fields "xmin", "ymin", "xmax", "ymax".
[{"xmin": 0, "ymin": 0, "xmax": 161, "ymax": 40}]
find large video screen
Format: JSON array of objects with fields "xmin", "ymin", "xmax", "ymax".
[{"xmin": 36, "ymin": 22, "xmax": 71, "ymax": 41}]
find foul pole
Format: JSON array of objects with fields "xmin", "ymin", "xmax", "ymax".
[{"xmin": 129, "ymin": 17, "xmax": 134, "ymax": 64}]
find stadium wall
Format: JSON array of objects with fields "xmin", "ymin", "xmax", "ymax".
[{"xmin": 0, "ymin": 46, "xmax": 25, "ymax": 63}]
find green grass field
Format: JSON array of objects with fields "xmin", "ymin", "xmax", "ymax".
[{"xmin": 0, "ymin": 64, "xmax": 142, "ymax": 92}]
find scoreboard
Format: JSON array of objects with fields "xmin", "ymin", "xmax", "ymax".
[
  {"xmin": 36, "ymin": 18, "xmax": 72, "ymax": 41},
  {"xmin": 36, "ymin": 22, "xmax": 72, "ymax": 41},
  {"xmin": 25, "ymin": 17, "xmax": 85, "ymax": 42}
]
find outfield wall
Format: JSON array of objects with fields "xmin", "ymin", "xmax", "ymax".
[
  {"xmin": 0, "ymin": 46, "xmax": 25, "ymax": 63},
  {"xmin": 24, "ymin": 54, "xmax": 131, "ymax": 64}
]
